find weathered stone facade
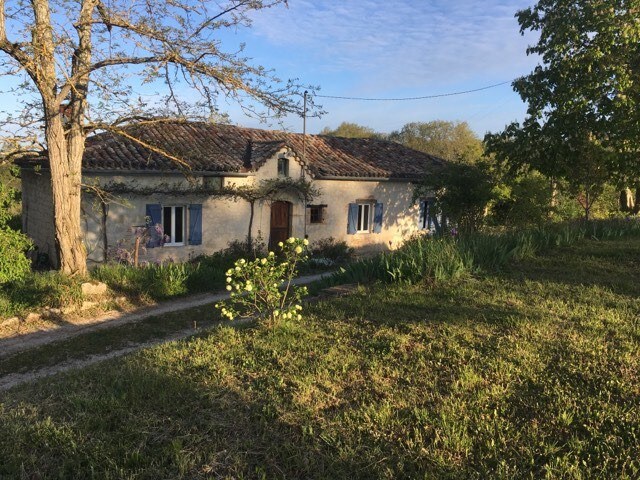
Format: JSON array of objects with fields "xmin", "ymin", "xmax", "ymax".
[{"xmin": 21, "ymin": 150, "xmax": 429, "ymax": 267}]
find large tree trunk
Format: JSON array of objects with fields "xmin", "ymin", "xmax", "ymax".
[
  {"xmin": 44, "ymin": 109, "xmax": 87, "ymax": 275},
  {"xmin": 32, "ymin": 0, "xmax": 89, "ymax": 275}
]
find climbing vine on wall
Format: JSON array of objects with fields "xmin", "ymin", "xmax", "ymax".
[{"xmin": 83, "ymin": 177, "xmax": 321, "ymax": 259}]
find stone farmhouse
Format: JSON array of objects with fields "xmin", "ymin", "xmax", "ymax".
[{"xmin": 18, "ymin": 121, "xmax": 445, "ymax": 266}]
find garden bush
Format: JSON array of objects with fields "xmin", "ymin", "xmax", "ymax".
[
  {"xmin": 309, "ymin": 237, "xmax": 354, "ymax": 266},
  {"xmin": 0, "ymin": 227, "xmax": 32, "ymax": 285},
  {"xmin": 216, "ymin": 237, "xmax": 309, "ymax": 326}
]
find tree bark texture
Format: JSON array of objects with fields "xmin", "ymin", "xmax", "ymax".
[{"xmin": 29, "ymin": 0, "xmax": 92, "ymax": 275}]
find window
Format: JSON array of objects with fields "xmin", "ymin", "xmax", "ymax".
[
  {"xmin": 348, "ymin": 202, "xmax": 383, "ymax": 235},
  {"xmin": 307, "ymin": 204, "xmax": 326, "ymax": 224},
  {"xmin": 163, "ymin": 206, "xmax": 185, "ymax": 246},
  {"xmin": 356, "ymin": 203, "xmax": 371, "ymax": 232},
  {"xmin": 277, "ymin": 157, "xmax": 289, "ymax": 177},
  {"xmin": 419, "ymin": 198, "xmax": 442, "ymax": 233},
  {"xmin": 145, "ymin": 204, "xmax": 202, "ymax": 248}
]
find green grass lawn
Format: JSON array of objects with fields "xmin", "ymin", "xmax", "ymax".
[{"xmin": 1, "ymin": 238, "xmax": 639, "ymax": 479}]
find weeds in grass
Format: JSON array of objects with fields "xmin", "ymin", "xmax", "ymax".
[
  {"xmin": 0, "ymin": 271, "xmax": 83, "ymax": 317},
  {"xmin": 328, "ymin": 218, "xmax": 640, "ymax": 286},
  {"xmin": 1, "ymin": 238, "xmax": 639, "ymax": 478}
]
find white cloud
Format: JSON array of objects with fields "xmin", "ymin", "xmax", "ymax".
[{"xmin": 250, "ymin": 0, "xmax": 539, "ymax": 93}]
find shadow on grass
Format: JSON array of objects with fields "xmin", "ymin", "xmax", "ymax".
[
  {"xmin": 0, "ymin": 352, "xmax": 372, "ymax": 479},
  {"xmin": 502, "ymin": 240, "xmax": 640, "ymax": 299}
]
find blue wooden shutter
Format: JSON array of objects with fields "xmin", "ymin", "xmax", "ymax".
[
  {"xmin": 418, "ymin": 200, "xmax": 426, "ymax": 229},
  {"xmin": 347, "ymin": 203, "xmax": 358, "ymax": 234},
  {"xmin": 373, "ymin": 202, "xmax": 383, "ymax": 233},
  {"xmin": 431, "ymin": 210, "xmax": 441, "ymax": 234},
  {"xmin": 145, "ymin": 204, "xmax": 162, "ymax": 248},
  {"xmin": 188, "ymin": 204, "xmax": 202, "ymax": 245}
]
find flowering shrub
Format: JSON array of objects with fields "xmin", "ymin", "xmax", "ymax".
[
  {"xmin": 110, "ymin": 220, "xmax": 169, "ymax": 265},
  {"xmin": 216, "ymin": 237, "xmax": 309, "ymax": 326}
]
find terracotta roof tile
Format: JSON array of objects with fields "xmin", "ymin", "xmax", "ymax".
[{"xmin": 21, "ymin": 121, "xmax": 446, "ymax": 179}]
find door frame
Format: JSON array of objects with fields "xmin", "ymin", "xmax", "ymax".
[{"xmin": 269, "ymin": 200, "xmax": 292, "ymax": 250}]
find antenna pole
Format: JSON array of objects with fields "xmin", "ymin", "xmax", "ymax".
[{"xmin": 302, "ymin": 90, "xmax": 308, "ymax": 164}]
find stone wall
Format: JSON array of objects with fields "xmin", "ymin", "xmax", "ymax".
[
  {"xmin": 21, "ymin": 169, "xmax": 57, "ymax": 266},
  {"xmin": 23, "ymin": 148, "xmax": 433, "ymax": 266}
]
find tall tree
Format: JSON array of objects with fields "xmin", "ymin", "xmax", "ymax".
[
  {"xmin": 319, "ymin": 122, "xmax": 381, "ymax": 139},
  {"xmin": 485, "ymin": 0, "xmax": 640, "ymax": 219},
  {"xmin": 389, "ymin": 121, "xmax": 483, "ymax": 164},
  {"xmin": 0, "ymin": 0, "xmax": 314, "ymax": 275}
]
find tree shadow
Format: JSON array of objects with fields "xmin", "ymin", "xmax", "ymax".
[
  {"xmin": 0, "ymin": 353, "xmax": 379, "ymax": 479},
  {"xmin": 498, "ymin": 242, "xmax": 640, "ymax": 299}
]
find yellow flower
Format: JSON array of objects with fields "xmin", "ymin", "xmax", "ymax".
[
  {"xmin": 226, "ymin": 277, "xmax": 232, "ymax": 283},
  {"xmin": 278, "ymin": 241, "xmax": 284, "ymax": 247},
  {"xmin": 226, "ymin": 285, "xmax": 232, "ymax": 291},
  {"xmin": 303, "ymin": 239, "xmax": 309, "ymax": 246},
  {"xmin": 260, "ymin": 258, "xmax": 267, "ymax": 264},
  {"xmin": 295, "ymin": 246, "xmax": 303, "ymax": 254},
  {"xmin": 297, "ymin": 314, "xmax": 302, "ymax": 320},
  {"xmin": 245, "ymin": 284, "xmax": 253, "ymax": 292}
]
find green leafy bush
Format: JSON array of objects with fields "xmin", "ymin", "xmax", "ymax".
[
  {"xmin": 148, "ymin": 262, "xmax": 191, "ymax": 298},
  {"xmin": 216, "ymin": 237, "xmax": 309, "ymax": 326},
  {"xmin": 0, "ymin": 227, "xmax": 32, "ymax": 285}
]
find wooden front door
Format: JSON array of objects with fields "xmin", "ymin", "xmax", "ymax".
[{"xmin": 270, "ymin": 201, "xmax": 291, "ymax": 249}]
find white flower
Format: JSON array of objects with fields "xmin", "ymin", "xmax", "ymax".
[
  {"xmin": 268, "ymin": 251, "xmax": 275, "ymax": 256},
  {"xmin": 239, "ymin": 258, "xmax": 246, "ymax": 264},
  {"xmin": 303, "ymin": 239, "xmax": 309, "ymax": 246},
  {"xmin": 226, "ymin": 277, "xmax": 232, "ymax": 283},
  {"xmin": 235, "ymin": 266, "xmax": 241, "ymax": 271},
  {"xmin": 226, "ymin": 285, "xmax": 232, "ymax": 291}
]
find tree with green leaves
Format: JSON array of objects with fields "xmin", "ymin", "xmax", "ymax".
[
  {"xmin": 389, "ymin": 121, "xmax": 483, "ymax": 164},
  {"xmin": 415, "ymin": 162, "xmax": 495, "ymax": 233},
  {"xmin": 485, "ymin": 0, "xmax": 640, "ymax": 220},
  {"xmin": 0, "ymin": 0, "xmax": 316, "ymax": 275},
  {"xmin": 319, "ymin": 122, "xmax": 381, "ymax": 139}
]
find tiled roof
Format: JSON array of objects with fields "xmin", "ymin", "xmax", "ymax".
[{"xmin": 22, "ymin": 121, "xmax": 445, "ymax": 179}]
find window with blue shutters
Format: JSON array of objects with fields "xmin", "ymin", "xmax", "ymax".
[
  {"xmin": 418, "ymin": 198, "xmax": 442, "ymax": 233},
  {"xmin": 188, "ymin": 204, "xmax": 202, "ymax": 245},
  {"xmin": 145, "ymin": 203, "xmax": 203, "ymax": 247},
  {"xmin": 347, "ymin": 201, "xmax": 383, "ymax": 234}
]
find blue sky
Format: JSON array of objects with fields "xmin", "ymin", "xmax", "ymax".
[
  {"xmin": 222, "ymin": 0, "xmax": 540, "ymax": 137},
  {"xmin": 0, "ymin": 0, "xmax": 540, "ymax": 139}
]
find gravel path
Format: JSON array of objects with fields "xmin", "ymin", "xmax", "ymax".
[{"xmin": 0, "ymin": 272, "xmax": 332, "ymax": 391}]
